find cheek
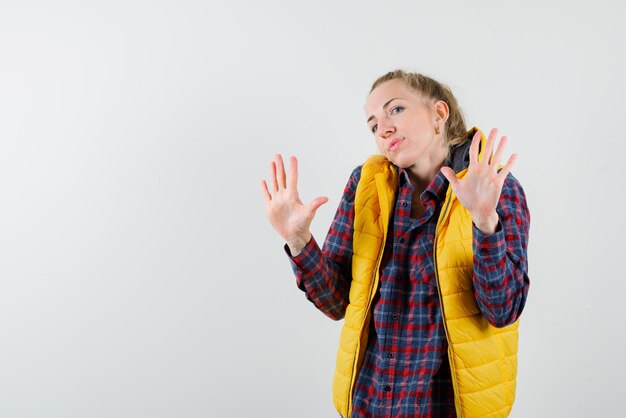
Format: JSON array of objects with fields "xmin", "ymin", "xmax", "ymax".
[{"xmin": 375, "ymin": 139, "xmax": 386, "ymax": 153}]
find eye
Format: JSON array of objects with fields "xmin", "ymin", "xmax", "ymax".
[
  {"xmin": 371, "ymin": 124, "xmax": 378, "ymax": 134},
  {"xmin": 390, "ymin": 105, "xmax": 405, "ymax": 114}
]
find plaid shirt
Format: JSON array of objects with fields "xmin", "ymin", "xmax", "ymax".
[{"xmin": 286, "ymin": 163, "xmax": 530, "ymax": 418}]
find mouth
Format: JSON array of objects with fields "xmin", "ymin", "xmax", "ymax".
[{"xmin": 387, "ymin": 138, "xmax": 403, "ymax": 151}]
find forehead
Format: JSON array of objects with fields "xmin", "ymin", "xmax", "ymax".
[{"xmin": 365, "ymin": 79, "xmax": 423, "ymax": 116}]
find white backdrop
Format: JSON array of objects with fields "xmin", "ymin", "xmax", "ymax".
[{"xmin": 1, "ymin": 1, "xmax": 624, "ymax": 417}]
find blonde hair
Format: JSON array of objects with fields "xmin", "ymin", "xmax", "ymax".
[{"xmin": 370, "ymin": 70, "xmax": 468, "ymax": 153}]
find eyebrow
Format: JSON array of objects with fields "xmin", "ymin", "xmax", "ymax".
[{"xmin": 367, "ymin": 98, "xmax": 401, "ymax": 124}]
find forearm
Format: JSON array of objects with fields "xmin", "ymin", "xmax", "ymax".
[
  {"xmin": 471, "ymin": 172, "xmax": 531, "ymax": 327},
  {"xmin": 286, "ymin": 235, "xmax": 350, "ymax": 320},
  {"xmin": 472, "ymin": 221, "xmax": 529, "ymax": 327}
]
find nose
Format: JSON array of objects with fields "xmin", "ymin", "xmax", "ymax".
[{"xmin": 377, "ymin": 116, "xmax": 396, "ymax": 138}]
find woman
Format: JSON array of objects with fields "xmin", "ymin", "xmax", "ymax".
[{"xmin": 261, "ymin": 70, "xmax": 530, "ymax": 418}]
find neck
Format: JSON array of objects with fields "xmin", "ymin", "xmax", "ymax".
[{"xmin": 405, "ymin": 142, "xmax": 448, "ymax": 192}]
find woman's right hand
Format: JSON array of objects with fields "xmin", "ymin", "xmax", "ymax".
[{"xmin": 261, "ymin": 154, "xmax": 328, "ymax": 255}]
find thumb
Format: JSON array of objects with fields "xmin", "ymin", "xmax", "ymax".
[
  {"xmin": 306, "ymin": 196, "xmax": 329, "ymax": 215},
  {"xmin": 440, "ymin": 167, "xmax": 459, "ymax": 189}
]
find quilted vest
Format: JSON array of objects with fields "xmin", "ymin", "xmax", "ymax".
[{"xmin": 332, "ymin": 130, "xmax": 520, "ymax": 418}]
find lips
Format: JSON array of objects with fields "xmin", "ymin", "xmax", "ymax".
[{"xmin": 387, "ymin": 138, "xmax": 403, "ymax": 151}]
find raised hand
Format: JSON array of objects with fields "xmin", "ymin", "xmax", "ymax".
[
  {"xmin": 261, "ymin": 154, "xmax": 328, "ymax": 255},
  {"xmin": 440, "ymin": 128, "xmax": 517, "ymax": 234}
]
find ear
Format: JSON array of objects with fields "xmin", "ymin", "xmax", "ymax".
[{"xmin": 433, "ymin": 100, "xmax": 449, "ymax": 124}]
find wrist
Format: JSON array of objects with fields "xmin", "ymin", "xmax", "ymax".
[
  {"xmin": 287, "ymin": 232, "xmax": 312, "ymax": 256},
  {"xmin": 472, "ymin": 212, "xmax": 499, "ymax": 234}
]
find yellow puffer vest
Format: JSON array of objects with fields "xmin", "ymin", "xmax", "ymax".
[{"xmin": 332, "ymin": 130, "xmax": 520, "ymax": 418}]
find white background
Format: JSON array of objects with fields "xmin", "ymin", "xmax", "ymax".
[{"xmin": 1, "ymin": 1, "xmax": 624, "ymax": 417}]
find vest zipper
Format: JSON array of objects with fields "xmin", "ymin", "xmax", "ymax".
[
  {"xmin": 346, "ymin": 232, "xmax": 387, "ymax": 415},
  {"xmin": 433, "ymin": 194, "xmax": 463, "ymax": 418}
]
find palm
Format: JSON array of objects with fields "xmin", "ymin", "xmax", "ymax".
[
  {"xmin": 261, "ymin": 154, "xmax": 328, "ymax": 243},
  {"xmin": 266, "ymin": 188, "xmax": 313, "ymax": 241},
  {"xmin": 441, "ymin": 128, "xmax": 517, "ymax": 220}
]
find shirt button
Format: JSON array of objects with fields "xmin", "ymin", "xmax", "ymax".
[
  {"xmin": 489, "ymin": 283, "xmax": 497, "ymax": 289},
  {"xmin": 384, "ymin": 386, "xmax": 392, "ymax": 392},
  {"xmin": 402, "ymin": 202, "xmax": 407, "ymax": 207},
  {"xmin": 387, "ymin": 353, "xmax": 394, "ymax": 358},
  {"xmin": 392, "ymin": 313, "xmax": 399, "ymax": 320},
  {"xmin": 400, "ymin": 238, "xmax": 405, "ymax": 244}
]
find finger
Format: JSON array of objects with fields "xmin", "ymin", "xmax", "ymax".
[
  {"xmin": 491, "ymin": 135, "xmax": 508, "ymax": 170},
  {"xmin": 498, "ymin": 153, "xmax": 517, "ymax": 179},
  {"xmin": 307, "ymin": 196, "xmax": 329, "ymax": 215},
  {"xmin": 275, "ymin": 154, "xmax": 287, "ymax": 190},
  {"xmin": 483, "ymin": 128, "xmax": 498, "ymax": 164},
  {"xmin": 269, "ymin": 161, "xmax": 279, "ymax": 192},
  {"xmin": 440, "ymin": 166, "xmax": 460, "ymax": 190},
  {"xmin": 469, "ymin": 130, "xmax": 481, "ymax": 166},
  {"xmin": 261, "ymin": 180, "xmax": 272, "ymax": 202},
  {"xmin": 287, "ymin": 155, "xmax": 298, "ymax": 191}
]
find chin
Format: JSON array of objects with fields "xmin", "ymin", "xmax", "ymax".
[{"xmin": 387, "ymin": 154, "xmax": 415, "ymax": 169}]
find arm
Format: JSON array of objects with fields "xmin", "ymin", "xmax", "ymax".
[
  {"xmin": 440, "ymin": 128, "xmax": 530, "ymax": 327},
  {"xmin": 471, "ymin": 173, "xmax": 530, "ymax": 327},
  {"xmin": 285, "ymin": 166, "xmax": 361, "ymax": 320}
]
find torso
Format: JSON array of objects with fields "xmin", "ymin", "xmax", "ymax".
[{"xmin": 351, "ymin": 168, "xmax": 454, "ymax": 417}]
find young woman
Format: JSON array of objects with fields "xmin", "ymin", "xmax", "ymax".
[{"xmin": 261, "ymin": 70, "xmax": 530, "ymax": 418}]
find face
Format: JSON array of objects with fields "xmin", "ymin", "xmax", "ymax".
[{"xmin": 365, "ymin": 79, "xmax": 447, "ymax": 169}]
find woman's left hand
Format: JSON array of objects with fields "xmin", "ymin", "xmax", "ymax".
[{"xmin": 440, "ymin": 128, "xmax": 517, "ymax": 234}]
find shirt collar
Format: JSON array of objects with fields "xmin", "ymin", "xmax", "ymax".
[{"xmin": 395, "ymin": 165, "xmax": 449, "ymax": 204}]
